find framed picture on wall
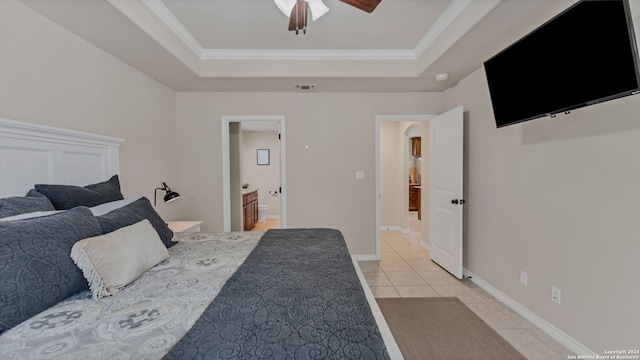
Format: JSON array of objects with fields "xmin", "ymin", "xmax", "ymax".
[{"xmin": 257, "ymin": 149, "xmax": 270, "ymax": 165}]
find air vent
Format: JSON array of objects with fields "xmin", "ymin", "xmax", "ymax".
[{"xmin": 295, "ymin": 84, "xmax": 316, "ymax": 91}]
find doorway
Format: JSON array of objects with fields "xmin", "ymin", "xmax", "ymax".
[
  {"xmin": 222, "ymin": 116, "xmax": 287, "ymax": 232},
  {"xmin": 375, "ymin": 107, "xmax": 465, "ymax": 278},
  {"xmin": 375, "ymin": 115, "xmax": 433, "ymax": 259}
]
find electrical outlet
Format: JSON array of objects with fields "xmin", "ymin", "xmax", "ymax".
[
  {"xmin": 520, "ymin": 271, "xmax": 528, "ymax": 286},
  {"xmin": 551, "ymin": 286, "xmax": 561, "ymax": 304}
]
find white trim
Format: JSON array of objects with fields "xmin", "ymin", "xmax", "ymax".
[
  {"xmin": 351, "ymin": 256, "xmax": 404, "ymax": 360},
  {"xmin": 0, "ymin": 118, "xmax": 124, "ymax": 147},
  {"xmin": 351, "ymin": 254, "xmax": 379, "ymax": 262},
  {"xmin": 463, "ymin": 268, "xmax": 596, "ymax": 357},
  {"xmin": 142, "ymin": 0, "xmax": 204, "ymax": 57},
  {"xmin": 379, "ymin": 225, "xmax": 406, "ymax": 232},
  {"xmin": 414, "ymin": 0, "xmax": 472, "ymax": 56},
  {"xmin": 139, "ymin": 0, "xmax": 498, "ymax": 64},
  {"xmin": 202, "ymin": 49, "xmax": 416, "ymax": 61},
  {"xmin": 222, "ymin": 115, "xmax": 286, "ymax": 232}
]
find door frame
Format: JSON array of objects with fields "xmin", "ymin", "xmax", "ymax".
[
  {"xmin": 222, "ymin": 115, "xmax": 287, "ymax": 232},
  {"xmin": 375, "ymin": 114, "xmax": 435, "ymax": 260}
]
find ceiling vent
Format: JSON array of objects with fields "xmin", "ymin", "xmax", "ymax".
[{"xmin": 295, "ymin": 84, "xmax": 316, "ymax": 91}]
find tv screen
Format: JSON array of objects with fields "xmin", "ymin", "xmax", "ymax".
[{"xmin": 484, "ymin": 0, "xmax": 640, "ymax": 128}]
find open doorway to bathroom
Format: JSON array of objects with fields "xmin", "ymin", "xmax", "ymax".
[{"xmin": 222, "ymin": 116, "xmax": 287, "ymax": 232}]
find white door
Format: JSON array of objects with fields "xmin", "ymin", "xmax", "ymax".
[{"xmin": 428, "ymin": 106, "xmax": 464, "ymax": 279}]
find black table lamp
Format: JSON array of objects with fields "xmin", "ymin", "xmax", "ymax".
[{"xmin": 154, "ymin": 182, "xmax": 180, "ymax": 206}]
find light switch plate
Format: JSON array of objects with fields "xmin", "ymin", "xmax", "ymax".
[{"xmin": 355, "ymin": 171, "xmax": 365, "ymax": 180}]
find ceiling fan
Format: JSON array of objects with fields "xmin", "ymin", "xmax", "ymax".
[{"xmin": 274, "ymin": 0, "xmax": 382, "ymax": 34}]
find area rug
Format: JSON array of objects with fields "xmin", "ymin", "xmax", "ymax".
[{"xmin": 377, "ymin": 297, "xmax": 526, "ymax": 360}]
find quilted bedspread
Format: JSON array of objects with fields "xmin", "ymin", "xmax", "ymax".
[
  {"xmin": 0, "ymin": 231, "xmax": 262, "ymax": 359},
  {"xmin": 164, "ymin": 228, "xmax": 389, "ymax": 360}
]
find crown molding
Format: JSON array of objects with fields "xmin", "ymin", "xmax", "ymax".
[
  {"xmin": 414, "ymin": 0, "xmax": 471, "ymax": 57},
  {"xmin": 137, "ymin": 0, "xmax": 497, "ymax": 75},
  {"xmin": 201, "ymin": 49, "xmax": 417, "ymax": 61},
  {"xmin": 142, "ymin": 0, "xmax": 204, "ymax": 57}
]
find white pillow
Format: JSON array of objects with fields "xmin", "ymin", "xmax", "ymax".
[{"xmin": 71, "ymin": 219, "xmax": 170, "ymax": 299}]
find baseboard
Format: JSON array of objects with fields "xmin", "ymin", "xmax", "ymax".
[
  {"xmin": 265, "ymin": 215, "xmax": 280, "ymax": 219},
  {"xmin": 379, "ymin": 225, "xmax": 406, "ymax": 232},
  {"xmin": 352, "ymin": 254, "xmax": 379, "ymax": 261},
  {"xmin": 462, "ymin": 268, "xmax": 595, "ymax": 356},
  {"xmin": 351, "ymin": 256, "xmax": 403, "ymax": 360}
]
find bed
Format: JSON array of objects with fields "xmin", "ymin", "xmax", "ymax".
[{"xmin": 0, "ymin": 118, "xmax": 402, "ymax": 359}]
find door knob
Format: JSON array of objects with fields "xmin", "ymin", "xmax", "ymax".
[
  {"xmin": 451, "ymin": 199, "xmax": 466, "ymax": 205},
  {"xmin": 451, "ymin": 199, "xmax": 459, "ymax": 204}
]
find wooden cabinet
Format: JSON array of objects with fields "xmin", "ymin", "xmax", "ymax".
[
  {"xmin": 409, "ymin": 185, "xmax": 419, "ymax": 211},
  {"xmin": 243, "ymin": 190, "xmax": 258, "ymax": 231},
  {"xmin": 409, "ymin": 185, "xmax": 422, "ymax": 219},
  {"xmin": 411, "ymin": 137, "xmax": 421, "ymax": 157}
]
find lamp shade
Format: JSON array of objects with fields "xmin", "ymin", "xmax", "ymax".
[
  {"xmin": 154, "ymin": 182, "xmax": 180, "ymax": 206},
  {"xmin": 164, "ymin": 190, "xmax": 180, "ymax": 203}
]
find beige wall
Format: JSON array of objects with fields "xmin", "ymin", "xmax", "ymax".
[
  {"xmin": 0, "ymin": 0, "xmax": 179, "ymax": 220},
  {"xmin": 442, "ymin": 67, "xmax": 640, "ymax": 352},
  {"xmin": 379, "ymin": 121, "xmax": 405, "ymax": 229},
  {"xmin": 174, "ymin": 92, "xmax": 442, "ymax": 254}
]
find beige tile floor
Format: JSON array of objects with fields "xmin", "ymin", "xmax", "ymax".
[{"xmin": 359, "ymin": 214, "xmax": 574, "ymax": 360}]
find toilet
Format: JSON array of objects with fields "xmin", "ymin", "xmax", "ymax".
[{"xmin": 258, "ymin": 204, "xmax": 269, "ymax": 223}]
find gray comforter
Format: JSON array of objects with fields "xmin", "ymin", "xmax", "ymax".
[
  {"xmin": 0, "ymin": 229, "xmax": 388, "ymax": 359},
  {"xmin": 164, "ymin": 228, "xmax": 388, "ymax": 359}
]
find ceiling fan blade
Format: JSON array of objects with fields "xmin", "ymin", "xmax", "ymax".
[
  {"xmin": 288, "ymin": 1, "xmax": 308, "ymax": 32},
  {"xmin": 339, "ymin": 0, "xmax": 381, "ymax": 13}
]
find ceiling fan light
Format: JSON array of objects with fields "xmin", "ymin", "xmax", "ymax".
[
  {"xmin": 307, "ymin": 0, "xmax": 329, "ymax": 21},
  {"xmin": 274, "ymin": 0, "xmax": 297, "ymax": 17}
]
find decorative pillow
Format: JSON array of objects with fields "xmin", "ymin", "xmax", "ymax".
[
  {"xmin": 0, "ymin": 196, "xmax": 55, "ymax": 219},
  {"xmin": 89, "ymin": 196, "xmax": 141, "ymax": 216},
  {"xmin": 25, "ymin": 189, "xmax": 48, "ymax": 198},
  {"xmin": 96, "ymin": 197, "xmax": 175, "ymax": 248},
  {"xmin": 71, "ymin": 219, "xmax": 170, "ymax": 299},
  {"xmin": 35, "ymin": 175, "xmax": 124, "ymax": 210},
  {"xmin": 0, "ymin": 207, "xmax": 102, "ymax": 333}
]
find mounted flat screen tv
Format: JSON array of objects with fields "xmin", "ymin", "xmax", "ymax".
[{"xmin": 484, "ymin": 0, "xmax": 640, "ymax": 128}]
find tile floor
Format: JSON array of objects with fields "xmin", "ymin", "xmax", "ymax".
[{"xmin": 358, "ymin": 213, "xmax": 574, "ymax": 360}]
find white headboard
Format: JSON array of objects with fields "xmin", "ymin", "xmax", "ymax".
[{"xmin": 0, "ymin": 118, "xmax": 124, "ymax": 198}]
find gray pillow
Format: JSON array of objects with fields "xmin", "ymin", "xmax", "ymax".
[
  {"xmin": 0, "ymin": 207, "xmax": 102, "ymax": 333},
  {"xmin": 35, "ymin": 175, "xmax": 124, "ymax": 210},
  {"xmin": 96, "ymin": 197, "xmax": 175, "ymax": 248},
  {"xmin": 25, "ymin": 189, "xmax": 48, "ymax": 198},
  {"xmin": 0, "ymin": 196, "xmax": 55, "ymax": 219}
]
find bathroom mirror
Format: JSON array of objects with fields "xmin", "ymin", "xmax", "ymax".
[{"xmin": 257, "ymin": 149, "xmax": 270, "ymax": 165}]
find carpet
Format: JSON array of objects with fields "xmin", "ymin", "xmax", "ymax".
[{"xmin": 377, "ymin": 297, "xmax": 526, "ymax": 360}]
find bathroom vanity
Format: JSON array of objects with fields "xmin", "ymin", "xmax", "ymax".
[{"xmin": 242, "ymin": 189, "xmax": 258, "ymax": 231}]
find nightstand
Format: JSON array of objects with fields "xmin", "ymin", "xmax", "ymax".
[{"xmin": 167, "ymin": 221, "xmax": 203, "ymax": 233}]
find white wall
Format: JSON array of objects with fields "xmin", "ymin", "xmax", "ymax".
[
  {"xmin": 174, "ymin": 92, "xmax": 443, "ymax": 254},
  {"xmin": 443, "ymin": 66, "xmax": 640, "ymax": 352},
  {"xmin": 0, "ymin": 0, "xmax": 178, "ymax": 220}
]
